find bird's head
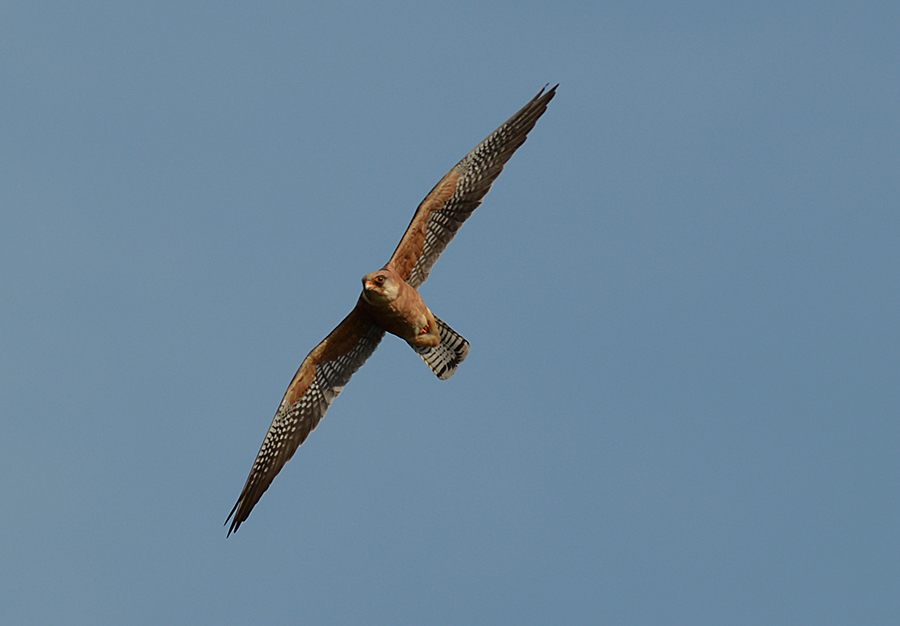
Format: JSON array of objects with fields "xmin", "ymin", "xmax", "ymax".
[{"xmin": 361, "ymin": 270, "xmax": 401, "ymax": 305}]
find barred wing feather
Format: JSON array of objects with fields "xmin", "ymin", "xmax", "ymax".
[
  {"xmin": 226, "ymin": 306, "xmax": 384, "ymax": 535},
  {"xmin": 387, "ymin": 85, "xmax": 557, "ymax": 288}
]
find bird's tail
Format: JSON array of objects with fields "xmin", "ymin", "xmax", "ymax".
[{"xmin": 414, "ymin": 315, "xmax": 470, "ymax": 380}]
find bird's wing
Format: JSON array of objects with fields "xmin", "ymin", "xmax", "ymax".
[
  {"xmin": 386, "ymin": 85, "xmax": 557, "ymax": 289},
  {"xmin": 226, "ymin": 304, "xmax": 385, "ymax": 535}
]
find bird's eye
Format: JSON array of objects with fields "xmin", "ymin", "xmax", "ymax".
[{"xmin": 375, "ymin": 276, "xmax": 385, "ymax": 285}]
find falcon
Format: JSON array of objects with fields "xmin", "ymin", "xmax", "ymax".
[{"xmin": 227, "ymin": 85, "xmax": 557, "ymax": 535}]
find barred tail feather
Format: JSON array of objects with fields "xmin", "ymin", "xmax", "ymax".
[{"xmin": 414, "ymin": 316, "xmax": 470, "ymax": 380}]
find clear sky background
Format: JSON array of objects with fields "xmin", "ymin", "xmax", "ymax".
[{"xmin": 2, "ymin": 2, "xmax": 898, "ymax": 624}]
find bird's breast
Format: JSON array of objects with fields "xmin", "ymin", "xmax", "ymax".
[{"xmin": 360, "ymin": 280, "xmax": 432, "ymax": 343}]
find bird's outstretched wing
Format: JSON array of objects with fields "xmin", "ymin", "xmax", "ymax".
[
  {"xmin": 226, "ymin": 305, "xmax": 385, "ymax": 535},
  {"xmin": 386, "ymin": 85, "xmax": 557, "ymax": 288}
]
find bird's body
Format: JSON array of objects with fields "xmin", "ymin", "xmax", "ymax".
[
  {"xmin": 360, "ymin": 269, "xmax": 439, "ymax": 348},
  {"xmin": 227, "ymin": 85, "xmax": 557, "ymax": 535}
]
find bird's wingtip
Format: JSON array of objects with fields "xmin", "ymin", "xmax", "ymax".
[{"xmin": 225, "ymin": 499, "xmax": 242, "ymax": 537}]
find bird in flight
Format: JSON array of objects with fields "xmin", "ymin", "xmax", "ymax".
[{"xmin": 227, "ymin": 85, "xmax": 557, "ymax": 535}]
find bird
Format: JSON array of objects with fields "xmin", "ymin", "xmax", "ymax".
[{"xmin": 226, "ymin": 85, "xmax": 557, "ymax": 535}]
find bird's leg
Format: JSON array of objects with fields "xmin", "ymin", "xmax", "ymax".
[{"xmin": 408, "ymin": 307, "xmax": 440, "ymax": 348}]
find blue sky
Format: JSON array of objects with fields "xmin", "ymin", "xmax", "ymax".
[{"xmin": 2, "ymin": 2, "xmax": 898, "ymax": 624}]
